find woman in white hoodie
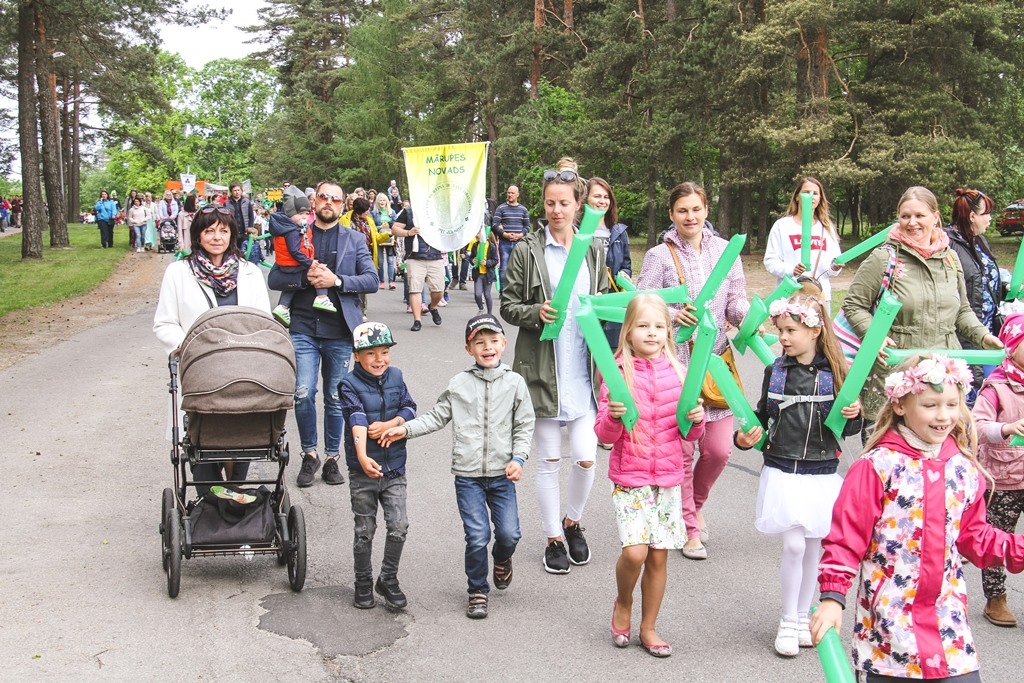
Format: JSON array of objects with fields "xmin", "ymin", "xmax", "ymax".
[{"xmin": 763, "ymin": 177, "xmax": 844, "ymax": 309}]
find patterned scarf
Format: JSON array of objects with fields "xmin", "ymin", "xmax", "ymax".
[
  {"xmin": 188, "ymin": 251, "xmax": 239, "ymax": 298},
  {"xmin": 889, "ymin": 223, "xmax": 950, "ymax": 259},
  {"xmin": 351, "ymin": 214, "xmax": 373, "ymax": 249}
]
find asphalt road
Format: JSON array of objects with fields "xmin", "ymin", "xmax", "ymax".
[{"xmin": 2, "ymin": 281, "xmax": 1022, "ymax": 682}]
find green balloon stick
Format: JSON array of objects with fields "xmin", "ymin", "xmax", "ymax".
[
  {"xmin": 1010, "ymin": 434, "xmax": 1024, "ymax": 447},
  {"xmin": 824, "ymin": 291, "xmax": 903, "ymax": 439},
  {"xmin": 734, "ymin": 297, "xmax": 768, "ymax": 354},
  {"xmin": 764, "ymin": 275, "xmax": 804, "ymax": 308},
  {"xmin": 746, "ymin": 334, "xmax": 777, "ymax": 366},
  {"xmin": 615, "ymin": 272, "xmax": 636, "ymax": 291},
  {"xmin": 810, "ymin": 608, "xmax": 857, "ymax": 683},
  {"xmin": 884, "ymin": 348, "xmax": 1006, "ymax": 366},
  {"xmin": 763, "ymin": 333, "xmax": 779, "ymax": 345},
  {"xmin": 1007, "ymin": 238, "xmax": 1024, "ymax": 301},
  {"xmin": 577, "ymin": 302, "xmax": 639, "ymax": 431},
  {"xmin": 540, "ymin": 204, "xmax": 606, "ymax": 341},
  {"xmin": 475, "ymin": 226, "xmax": 490, "ymax": 268},
  {"xmin": 676, "ymin": 233, "xmax": 747, "ymax": 343},
  {"xmin": 677, "ymin": 312, "xmax": 717, "ymax": 437},
  {"xmin": 589, "ymin": 304, "xmax": 627, "ymax": 324},
  {"xmin": 832, "ymin": 225, "xmax": 893, "ymax": 266},
  {"xmin": 801, "ymin": 192, "xmax": 814, "ymax": 270},
  {"xmin": 584, "ymin": 284, "xmax": 692, "ymax": 324},
  {"xmin": 708, "ymin": 354, "xmax": 765, "ymax": 448}
]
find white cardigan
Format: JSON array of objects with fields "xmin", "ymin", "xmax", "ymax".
[
  {"xmin": 153, "ymin": 259, "xmax": 272, "ymax": 356},
  {"xmin": 762, "ymin": 215, "xmax": 843, "ymax": 303}
]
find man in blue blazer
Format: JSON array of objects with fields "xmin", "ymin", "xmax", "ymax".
[{"xmin": 268, "ymin": 181, "xmax": 379, "ymax": 488}]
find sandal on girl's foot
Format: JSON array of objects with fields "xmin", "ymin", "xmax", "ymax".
[
  {"xmin": 639, "ymin": 639, "xmax": 672, "ymax": 658},
  {"xmin": 680, "ymin": 544, "xmax": 707, "ymax": 560},
  {"xmin": 611, "ymin": 600, "xmax": 630, "ymax": 648}
]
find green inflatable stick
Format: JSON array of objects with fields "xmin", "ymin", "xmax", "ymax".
[
  {"xmin": 476, "ymin": 226, "xmax": 490, "ymax": 268},
  {"xmin": 763, "ymin": 275, "xmax": 804, "ymax": 309},
  {"xmin": 801, "ymin": 192, "xmax": 814, "ymax": 270},
  {"xmin": 677, "ymin": 312, "xmax": 717, "ymax": 437},
  {"xmin": 708, "ymin": 354, "xmax": 765, "ymax": 448},
  {"xmin": 1010, "ymin": 435, "xmax": 1024, "ymax": 447},
  {"xmin": 734, "ymin": 297, "xmax": 768, "ymax": 355},
  {"xmin": 586, "ymin": 284, "xmax": 692, "ymax": 310},
  {"xmin": 824, "ymin": 291, "xmax": 902, "ymax": 439},
  {"xmin": 884, "ymin": 348, "xmax": 1006, "ymax": 366},
  {"xmin": 811, "ymin": 608, "xmax": 857, "ymax": 683},
  {"xmin": 676, "ymin": 233, "xmax": 747, "ymax": 343},
  {"xmin": 1008, "ymin": 237, "xmax": 1024, "ymax": 301},
  {"xmin": 540, "ymin": 204, "xmax": 606, "ymax": 341},
  {"xmin": 832, "ymin": 226, "xmax": 893, "ymax": 266},
  {"xmin": 577, "ymin": 302, "xmax": 639, "ymax": 431},
  {"xmin": 615, "ymin": 272, "xmax": 636, "ymax": 291},
  {"xmin": 745, "ymin": 334, "xmax": 777, "ymax": 366}
]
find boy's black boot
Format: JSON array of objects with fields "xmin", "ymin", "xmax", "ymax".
[
  {"xmin": 353, "ymin": 580, "xmax": 375, "ymax": 609},
  {"xmin": 375, "ymin": 576, "xmax": 408, "ymax": 610}
]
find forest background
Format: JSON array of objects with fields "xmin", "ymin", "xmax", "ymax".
[{"xmin": 3, "ymin": 0, "xmax": 1024, "ymax": 258}]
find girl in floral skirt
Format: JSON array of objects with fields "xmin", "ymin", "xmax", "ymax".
[{"xmin": 595, "ymin": 294, "xmax": 705, "ymax": 658}]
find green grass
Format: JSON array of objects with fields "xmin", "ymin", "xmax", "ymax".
[{"xmin": 0, "ymin": 223, "xmax": 126, "ymax": 318}]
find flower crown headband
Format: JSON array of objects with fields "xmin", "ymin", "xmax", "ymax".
[
  {"xmin": 883, "ymin": 355, "xmax": 973, "ymax": 403},
  {"xmin": 768, "ymin": 299, "xmax": 822, "ymax": 328}
]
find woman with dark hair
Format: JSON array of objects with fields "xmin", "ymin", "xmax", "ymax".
[
  {"xmin": 125, "ymin": 189, "xmax": 140, "ymax": 248},
  {"xmin": 126, "ymin": 197, "xmax": 147, "ymax": 253},
  {"xmin": 636, "ymin": 181, "xmax": 750, "ymax": 560},
  {"xmin": 586, "ymin": 177, "xmax": 632, "ymax": 348},
  {"xmin": 94, "ymin": 190, "xmax": 118, "ymax": 248},
  {"xmin": 154, "ymin": 207, "xmax": 271, "ymax": 355},
  {"xmin": 177, "ymin": 191, "xmax": 198, "ymax": 252}
]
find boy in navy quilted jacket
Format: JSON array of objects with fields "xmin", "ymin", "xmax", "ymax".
[
  {"xmin": 735, "ymin": 293, "xmax": 861, "ymax": 657},
  {"xmin": 594, "ymin": 294, "xmax": 705, "ymax": 657}
]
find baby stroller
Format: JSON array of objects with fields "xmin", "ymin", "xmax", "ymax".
[
  {"xmin": 160, "ymin": 307, "xmax": 306, "ymax": 597},
  {"xmin": 157, "ymin": 218, "xmax": 178, "ymax": 253}
]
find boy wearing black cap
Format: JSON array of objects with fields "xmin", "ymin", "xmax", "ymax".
[
  {"xmin": 381, "ymin": 314, "xmax": 535, "ymax": 619},
  {"xmin": 339, "ymin": 321, "xmax": 417, "ymax": 611},
  {"xmin": 268, "ymin": 186, "xmax": 337, "ymax": 327}
]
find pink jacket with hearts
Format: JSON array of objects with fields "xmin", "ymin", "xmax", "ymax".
[
  {"xmin": 818, "ymin": 429, "xmax": 1024, "ymax": 679},
  {"xmin": 595, "ymin": 354, "xmax": 704, "ymax": 488}
]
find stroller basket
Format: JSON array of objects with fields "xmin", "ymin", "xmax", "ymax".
[
  {"xmin": 178, "ymin": 307, "xmax": 295, "ymax": 415},
  {"xmin": 185, "ymin": 410, "xmax": 287, "ymax": 452}
]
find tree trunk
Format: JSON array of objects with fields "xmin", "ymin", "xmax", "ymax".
[
  {"xmin": 756, "ymin": 183, "xmax": 769, "ymax": 250},
  {"xmin": 739, "ymin": 184, "xmax": 752, "ymax": 247},
  {"xmin": 35, "ymin": 5, "xmax": 68, "ymax": 247},
  {"xmin": 563, "ymin": 0, "xmax": 573, "ymax": 30},
  {"xmin": 530, "ymin": 0, "xmax": 543, "ymax": 99},
  {"xmin": 61, "ymin": 74, "xmax": 72, "ymax": 221},
  {"xmin": 70, "ymin": 76, "xmax": 81, "ymax": 221},
  {"xmin": 717, "ymin": 184, "xmax": 732, "ymax": 238},
  {"xmin": 667, "ymin": 0, "xmax": 676, "ymax": 21},
  {"xmin": 18, "ymin": 0, "xmax": 44, "ymax": 260},
  {"xmin": 645, "ymin": 163, "xmax": 658, "ymax": 249},
  {"xmin": 485, "ymin": 108, "xmax": 498, "ymax": 202}
]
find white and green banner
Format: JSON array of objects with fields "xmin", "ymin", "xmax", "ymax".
[{"xmin": 402, "ymin": 142, "xmax": 489, "ymax": 251}]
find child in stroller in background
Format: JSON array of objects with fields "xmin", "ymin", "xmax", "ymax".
[{"xmin": 269, "ymin": 186, "xmax": 337, "ymax": 327}]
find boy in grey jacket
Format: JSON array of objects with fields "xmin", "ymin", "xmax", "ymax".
[{"xmin": 381, "ymin": 314, "xmax": 534, "ymax": 619}]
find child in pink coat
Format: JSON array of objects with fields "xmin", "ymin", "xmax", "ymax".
[{"xmin": 595, "ymin": 294, "xmax": 705, "ymax": 658}]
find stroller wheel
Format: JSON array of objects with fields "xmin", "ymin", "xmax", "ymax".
[
  {"xmin": 287, "ymin": 506, "xmax": 306, "ymax": 592},
  {"xmin": 276, "ymin": 488, "xmax": 291, "ymax": 566},
  {"xmin": 165, "ymin": 504, "xmax": 181, "ymax": 598},
  {"xmin": 160, "ymin": 488, "xmax": 174, "ymax": 571}
]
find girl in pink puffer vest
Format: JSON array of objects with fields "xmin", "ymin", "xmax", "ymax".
[{"xmin": 596, "ymin": 294, "xmax": 705, "ymax": 658}]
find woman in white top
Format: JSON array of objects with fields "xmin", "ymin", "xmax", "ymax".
[{"xmin": 763, "ymin": 177, "xmax": 844, "ymax": 308}]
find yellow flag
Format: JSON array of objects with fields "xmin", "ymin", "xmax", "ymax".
[{"xmin": 402, "ymin": 142, "xmax": 489, "ymax": 251}]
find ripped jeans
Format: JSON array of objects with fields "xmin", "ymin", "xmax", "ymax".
[
  {"xmin": 291, "ymin": 333, "xmax": 352, "ymax": 458},
  {"xmin": 349, "ymin": 470, "xmax": 408, "ymax": 583}
]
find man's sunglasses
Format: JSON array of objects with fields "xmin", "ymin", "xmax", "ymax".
[
  {"xmin": 199, "ymin": 205, "xmax": 232, "ymax": 216},
  {"xmin": 317, "ymin": 192, "xmax": 344, "ymax": 204},
  {"xmin": 543, "ymin": 169, "xmax": 578, "ymax": 183}
]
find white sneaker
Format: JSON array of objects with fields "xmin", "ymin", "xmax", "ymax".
[
  {"xmin": 774, "ymin": 619, "xmax": 800, "ymax": 657},
  {"xmin": 797, "ymin": 617, "xmax": 813, "ymax": 648}
]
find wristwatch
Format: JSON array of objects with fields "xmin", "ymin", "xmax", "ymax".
[{"xmin": 334, "ymin": 276, "xmax": 342, "ymax": 289}]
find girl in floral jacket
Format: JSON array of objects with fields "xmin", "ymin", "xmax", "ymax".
[{"xmin": 810, "ymin": 354, "xmax": 1024, "ymax": 681}]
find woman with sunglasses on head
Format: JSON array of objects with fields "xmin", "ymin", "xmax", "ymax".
[
  {"xmin": 500, "ymin": 157, "xmax": 610, "ymax": 575},
  {"xmin": 636, "ymin": 181, "xmax": 751, "ymax": 560},
  {"xmin": 944, "ymin": 189, "xmax": 1003, "ymax": 400}
]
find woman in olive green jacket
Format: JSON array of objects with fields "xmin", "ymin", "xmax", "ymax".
[
  {"xmin": 843, "ymin": 186, "xmax": 1001, "ymax": 420},
  {"xmin": 499, "ymin": 162, "xmax": 609, "ymax": 575}
]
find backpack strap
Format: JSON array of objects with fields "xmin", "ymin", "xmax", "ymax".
[{"xmin": 767, "ymin": 392, "xmax": 834, "ymax": 412}]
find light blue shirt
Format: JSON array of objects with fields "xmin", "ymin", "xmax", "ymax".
[{"xmin": 543, "ymin": 227, "xmax": 594, "ymax": 420}]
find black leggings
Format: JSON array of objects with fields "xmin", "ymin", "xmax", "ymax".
[{"xmin": 97, "ymin": 219, "xmax": 114, "ymax": 248}]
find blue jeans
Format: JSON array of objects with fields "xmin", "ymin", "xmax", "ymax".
[
  {"xmin": 454, "ymin": 476, "xmax": 521, "ymax": 594},
  {"xmin": 497, "ymin": 240, "xmax": 516, "ymax": 291},
  {"xmin": 350, "ymin": 470, "xmax": 408, "ymax": 583},
  {"xmin": 377, "ymin": 247, "xmax": 395, "ymax": 284},
  {"xmin": 291, "ymin": 333, "xmax": 352, "ymax": 457}
]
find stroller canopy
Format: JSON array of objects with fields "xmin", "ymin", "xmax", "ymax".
[{"xmin": 178, "ymin": 307, "xmax": 295, "ymax": 414}]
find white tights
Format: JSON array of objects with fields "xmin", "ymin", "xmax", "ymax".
[
  {"xmin": 534, "ymin": 412, "xmax": 597, "ymax": 539},
  {"xmin": 780, "ymin": 527, "xmax": 821, "ymax": 622}
]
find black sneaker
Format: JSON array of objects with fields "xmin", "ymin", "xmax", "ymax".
[
  {"xmin": 563, "ymin": 518, "xmax": 591, "ymax": 565},
  {"xmin": 493, "ymin": 558, "xmax": 513, "ymax": 589},
  {"xmin": 410, "ymin": 320, "xmax": 422, "ymax": 332},
  {"xmin": 466, "ymin": 593, "xmax": 488, "ymax": 619},
  {"xmin": 543, "ymin": 540, "xmax": 571, "ymax": 574},
  {"xmin": 375, "ymin": 576, "xmax": 408, "ymax": 610},
  {"xmin": 321, "ymin": 457, "xmax": 345, "ymax": 485},
  {"xmin": 429, "ymin": 307, "xmax": 442, "ymax": 325},
  {"xmin": 296, "ymin": 453, "xmax": 321, "ymax": 488},
  {"xmin": 353, "ymin": 581, "xmax": 375, "ymax": 609}
]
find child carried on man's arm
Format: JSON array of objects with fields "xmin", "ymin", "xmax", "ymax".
[
  {"xmin": 381, "ymin": 314, "xmax": 535, "ymax": 619},
  {"xmin": 270, "ymin": 187, "xmax": 336, "ymax": 327}
]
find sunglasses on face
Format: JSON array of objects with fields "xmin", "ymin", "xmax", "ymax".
[
  {"xmin": 543, "ymin": 169, "xmax": 578, "ymax": 183},
  {"xmin": 317, "ymin": 192, "xmax": 344, "ymax": 204},
  {"xmin": 199, "ymin": 206, "xmax": 232, "ymax": 216}
]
